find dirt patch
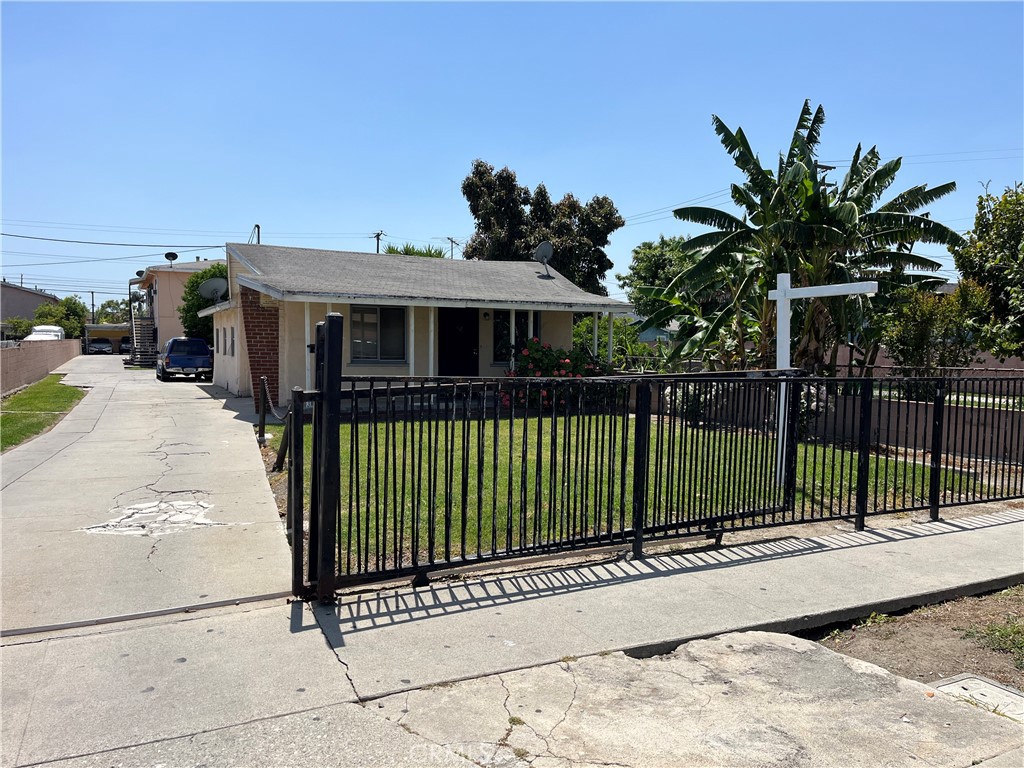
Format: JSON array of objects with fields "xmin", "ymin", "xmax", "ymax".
[
  {"xmin": 259, "ymin": 436, "xmax": 288, "ymax": 522},
  {"xmin": 805, "ymin": 585, "xmax": 1024, "ymax": 691}
]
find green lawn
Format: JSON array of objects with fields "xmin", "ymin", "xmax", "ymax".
[
  {"xmin": 272, "ymin": 410, "xmax": 984, "ymax": 574},
  {"xmin": 1, "ymin": 375, "xmax": 85, "ymax": 451}
]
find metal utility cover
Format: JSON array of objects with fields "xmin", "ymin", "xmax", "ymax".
[{"xmin": 931, "ymin": 673, "xmax": 1024, "ymax": 722}]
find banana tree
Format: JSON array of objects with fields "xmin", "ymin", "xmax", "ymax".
[{"xmin": 643, "ymin": 101, "xmax": 966, "ymax": 374}]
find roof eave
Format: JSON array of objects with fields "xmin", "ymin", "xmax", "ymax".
[
  {"xmin": 236, "ymin": 279, "xmax": 630, "ymax": 313},
  {"xmin": 197, "ymin": 298, "xmax": 237, "ymax": 318}
]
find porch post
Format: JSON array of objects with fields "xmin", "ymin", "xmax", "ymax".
[
  {"xmin": 592, "ymin": 312, "xmax": 599, "ymax": 356},
  {"xmin": 408, "ymin": 306, "xmax": 416, "ymax": 376},
  {"xmin": 304, "ymin": 302, "xmax": 311, "ymax": 390},
  {"xmin": 527, "ymin": 310, "xmax": 533, "ymax": 340},
  {"xmin": 510, "ymin": 310, "xmax": 516, "ymax": 371},
  {"xmin": 607, "ymin": 312, "xmax": 614, "ymax": 364},
  {"xmin": 428, "ymin": 306, "xmax": 435, "ymax": 377}
]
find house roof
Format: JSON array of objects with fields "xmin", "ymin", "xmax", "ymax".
[
  {"xmin": 1, "ymin": 281, "xmax": 60, "ymax": 302},
  {"xmin": 131, "ymin": 259, "xmax": 226, "ymax": 289},
  {"xmin": 226, "ymin": 243, "xmax": 631, "ymax": 313}
]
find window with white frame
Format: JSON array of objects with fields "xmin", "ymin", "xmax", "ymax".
[
  {"xmin": 492, "ymin": 310, "xmax": 541, "ymax": 364},
  {"xmin": 351, "ymin": 306, "xmax": 406, "ymax": 362}
]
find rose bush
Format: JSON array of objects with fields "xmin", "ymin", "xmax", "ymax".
[{"xmin": 500, "ymin": 337, "xmax": 612, "ymax": 410}]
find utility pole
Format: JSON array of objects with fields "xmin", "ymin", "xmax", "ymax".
[
  {"xmin": 445, "ymin": 237, "xmax": 460, "ymax": 259},
  {"xmin": 373, "ymin": 231, "xmax": 386, "ymax": 253},
  {"xmin": 90, "ymin": 291, "xmax": 96, "ymax": 324}
]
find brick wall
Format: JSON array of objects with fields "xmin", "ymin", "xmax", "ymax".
[
  {"xmin": 240, "ymin": 286, "xmax": 280, "ymax": 406},
  {"xmin": 0, "ymin": 341, "xmax": 81, "ymax": 396}
]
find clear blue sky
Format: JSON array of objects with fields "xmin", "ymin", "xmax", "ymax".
[{"xmin": 2, "ymin": 1, "xmax": 1022, "ymax": 309}]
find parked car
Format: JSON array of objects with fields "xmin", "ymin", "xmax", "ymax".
[
  {"xmin": 87, "ymin": 338, "xmax": 113, "ymax": 354},
  {"xmin": 157, "ymin": 337, "xmax": 213, "ymax": 381},
  {"xmin": 23, "ymin": 324, "xmax": 65, "ymax": 341},
  {"xmin": 120, "ymin": 336, "xmax": 133, "ymax": 354}
]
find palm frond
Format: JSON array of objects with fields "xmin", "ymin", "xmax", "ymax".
[
  {"xmin": 678, "ymin": 230, "xmax": 757, "ymax": 288},
  {"xmin": 878, "ymin": 181, "xmax": 957, "ymax": 213},
  {"xmin": 786, "ymin": 100, "xmax": 815, "ymax": 164},
  {"xmin": 673, "ymin": 205, "xmax": 749, "ymax": 231},
  {"xmin": 805, "ymin": 103, "xmax": 826, "ymax": 151},
  {"xmin": 862, "ymin": 212, "xmax": 967, "ymax": 248},
  {"xmin": 862, "ymin": 250, "xmax": 943, "ymax": 271},
  {"xmin": 681, "ymin": 230, "xmax": 737, "ymax": 253}
]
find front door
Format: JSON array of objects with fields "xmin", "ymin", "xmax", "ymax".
[{"xmin": 437, "ymin": 307, "xmax": 479, "ymax": 377}]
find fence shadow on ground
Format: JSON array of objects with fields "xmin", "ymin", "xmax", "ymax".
[{"xmin": 308, "ymin": 508, "xmax": 1024, "ymax": 649}]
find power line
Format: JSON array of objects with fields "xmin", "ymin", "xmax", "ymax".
[
  {"xmin": 1, "ymin": 246, "xmax": 222, "ymax": 268},
  {"xmin": 0, "ymin": 233, "xmax": 221, "ymax": 247},
  {"xmin": 820, "ymin": 147, "xmax": 1022, "ymax": 163},
  {"xmin": 623, "ymin": 189, "xmax": 732, "ymax": 221}
]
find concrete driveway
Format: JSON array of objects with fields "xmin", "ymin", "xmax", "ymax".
[{"xmin": 1, "ymin": 355, "xmax": 290, "ymax": 631}]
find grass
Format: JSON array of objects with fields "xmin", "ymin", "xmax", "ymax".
[
  {"xmin": 965, "ymin": 616, "xmax": 1024, "ymax": 670},
  {"xmin": 1, "ymin": 375, "xmax": 85, "ymax": 451},
  {"xmin": 271, "ymin": 409, "xmax": 983, "ymax": 573}
]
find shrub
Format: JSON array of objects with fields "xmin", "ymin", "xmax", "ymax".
[{"xmin": 501, "ymin": 337, "xmax": 612, "ymax": 410}]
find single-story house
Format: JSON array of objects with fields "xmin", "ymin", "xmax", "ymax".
[{"xmin": 199, "ymin": 243, "xmax": 632, "ymax": 406}]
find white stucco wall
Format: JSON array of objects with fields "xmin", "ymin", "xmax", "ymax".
[{"xmin": 210, "ymin": 306, "xmax": 247, "ymax": 396}]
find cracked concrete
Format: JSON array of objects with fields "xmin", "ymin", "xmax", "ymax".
[
  {"xmin": 1, "ymin": 356, "xmax": 290, "ymax": 630},
  {"xmin": 82, "ymin": 499, "xmax": 243, "ymax": 537},
  {"xmin": 374, "ymin": 632, "xmax": 1023, "ymax": 768}
]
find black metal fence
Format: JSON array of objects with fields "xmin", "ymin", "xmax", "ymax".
[{"xmin": 286, "ymin": 315, "xmax": 1024, "ymax": 599}]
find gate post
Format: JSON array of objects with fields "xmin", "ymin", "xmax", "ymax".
[
  {"xmin": 308, "ymin": 322, "xmax": 325, "ymax": 585},
  {"xmin": 854, "ymin": 380, "xmax": 874, "ymax": 532},
  {"xmin": 929, "ymin": 378, "xmax": 947, "ymax": 522},
  {"xmin": 783, "ymin": 376, "xmax": 802, "ymax": 510},
  {"xmin": 288, "ymin": 387, "xmax": 305, "ymax": 597},
  {"xmin": 631, "ymin": 382, "xmax": 652, "ymax": 559},
  {"xmin": 316, "ymin": 313, "xmax": 344, "ymax": 602}
]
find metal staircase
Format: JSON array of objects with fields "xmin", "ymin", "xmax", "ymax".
[{"xmin": 129, "ymin": 315, "xmax": 158, "ymax": 367}]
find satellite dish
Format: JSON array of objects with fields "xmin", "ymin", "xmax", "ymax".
[
  {"xmin": 532, "ymin": 241, "xmax": 554, "ymax": 278},
  {"xmin": 164, "ymin": 251, "xmax": 178, "ymax": 267},
  {"xmin": 135, "ymin": 270, "xmax": 144, "ymax": 278},
  {"xmin": 198, "ymin": 277, "xmax": 228, "ymax": 302}
]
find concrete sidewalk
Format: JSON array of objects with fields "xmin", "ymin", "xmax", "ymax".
[
  {"xmin": 3, "ymin": 508, "xmax": 1022, "ymax": 766},
  {"xmin": 313, "ymin": 507, "xmax": 1024, "ymax": 700},
  {"xmin": 1, "ymin": 356, "xmax": 291, "ymax": 630}
]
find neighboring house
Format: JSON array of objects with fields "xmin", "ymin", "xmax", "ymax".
[
  {"xmin": 199, "ymin": 243, "xmax": 631, "ymax": 406},
  {"xmin": 128, "ymin": 258, "xmax": 225, "ymax": 365},
  {"xmin": 0, "ymin": 281, "xmax": 59, "ymax": 338}
]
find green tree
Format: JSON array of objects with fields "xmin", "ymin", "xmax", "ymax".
[
  {"xmin": 33, "ymin": 296, "xmax": 88, "ymax": 338},
  {"xmin": 383, "ymin": 242, "xmax": 447, "ymax": 258},
  {"xmin": 96, "ymin": 299, "xmax": 129, "ymax": 323},
  {"xmin": 4, "ymin": 317, "xmax": 34, "ymax": 338},
  {"xmin": 177, "ymin": 263, "xmax": 228, "ymax": 342},
  {"xmin": 461, "ymin": 160, "xmax": 625, "ymax": 295},
  {"xmin": 952, "ymin": 183, "xmax": 1024, "ymax": 357},
  {"xmin": 880, "ymin": 280, "xmax": 990, "ymax": 375},
  {"xmin": 615, "ymin": 236, "xmax": 697, "ymax": 319},
  {"xmin": 641, "ymin": 101, "xmax": 964, "ymax": 373}
]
